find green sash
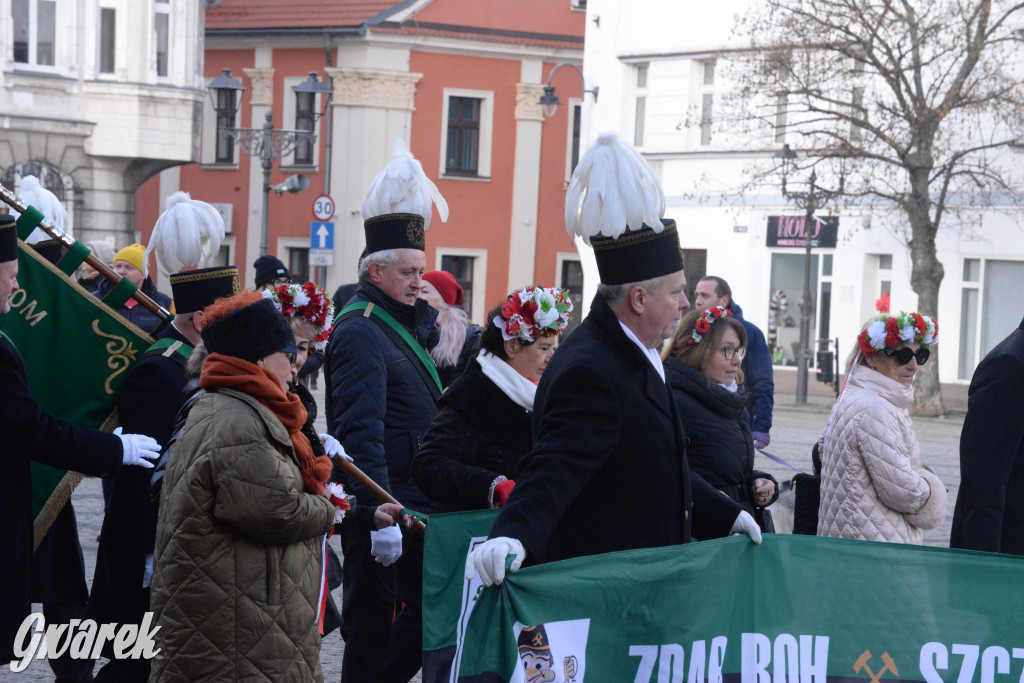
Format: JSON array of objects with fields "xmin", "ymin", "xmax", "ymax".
[
  {"xmin": 144, "ymin": 336, "xmax": 194, "ymax": 363},
  {"xmin": 339, "ymin": 301, "xmax": 443, "ymax": 394}
]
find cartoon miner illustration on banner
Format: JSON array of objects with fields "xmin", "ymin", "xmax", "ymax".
[{"xmin": 513, "ymin": 620, "xmax": 588, "ymax": 683}]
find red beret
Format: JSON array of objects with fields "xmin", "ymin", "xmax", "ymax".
[{"xmin": 422, "ymin": 270, "xmax": 463, "ymax": 307}]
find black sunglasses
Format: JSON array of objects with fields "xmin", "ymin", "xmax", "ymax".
[{"xmin": 883, "ymin": 347, "xmax": 930, "ymax": 366}]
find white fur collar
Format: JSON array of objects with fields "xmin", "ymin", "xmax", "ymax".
[{"xmin": 476, "ymin": 350, "xmax": 536, "ymax": 411}]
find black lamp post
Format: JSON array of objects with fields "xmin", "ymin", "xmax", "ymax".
[
  {"xmin": 208, "ymin": 69, "xmax": 332, "ymax": 256},
  {"xmin": 773, "ymin": 143, "xmax": 847, "ymax": 404},
  {"xmin": 537, "ymin": 62, "xmax": 599, "ymax": 117}
]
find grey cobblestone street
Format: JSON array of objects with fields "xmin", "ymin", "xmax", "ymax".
[{"xmin": 13, "ymin": 389, "xmax": 964, "ymax": 681}]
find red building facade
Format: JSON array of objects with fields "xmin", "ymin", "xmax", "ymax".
[{"xmin": 135, "ymin": 0, "xmax": 586, "ymax": 324}]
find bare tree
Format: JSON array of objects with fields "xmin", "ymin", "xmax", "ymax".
[{"xmin": 722, "ymin": 0, "xmax": 1024, "ymax": 415}]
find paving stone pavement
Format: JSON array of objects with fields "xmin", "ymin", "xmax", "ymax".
[{"xmin": 14, "ymin": 387, "xmax": 962, "ymax": 681}]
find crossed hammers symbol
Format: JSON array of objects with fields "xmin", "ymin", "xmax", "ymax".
[{"xmin": 854, "ymin": 650, "xmax": 899, "ymax": 683}]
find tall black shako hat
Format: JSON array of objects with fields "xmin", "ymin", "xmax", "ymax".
[
  {"xmin": 200, "ymin": 298, "xmax": 296, "ymax": 363},
  {"xmin": 0, "ymin": 213, "xmax": 16, "ymax": 262},
  {"xmin": 517, "ymin": 624, "xmax": 551, "ymax": 653},
  {"xmin": 170, "ymin": 266, "xmax": 240, "ymax": 315},
  {"xmin": 361, "ymin": 139, "xmax": 448, "ymax": 254},
  {"xmin": 566, "ymin": 132, "xmax": 682, "ymax": 285}
]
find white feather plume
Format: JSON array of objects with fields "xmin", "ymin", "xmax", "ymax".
[
  {"xmin": 144, "ymin": 191, "xmax": 226, "ymax": 277},
  {"xmin": 564, "ymin": 131, "xmax": 665, "ymax": 244},
  {"xmin": 12, "ymin": 176, "xmax": 72, "ymax": 244},
  {"xmin": 361, "ymin": 138, "xmax": 448, "ymax": 229}
]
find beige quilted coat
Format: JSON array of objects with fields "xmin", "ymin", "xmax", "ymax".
[
  {"xmin": 818, "ymin": 366, "xmax": 947, "ymax": 543},
  {"xmin": 151, "ymin": 388, "xmax": 336, "ymax": 682}
]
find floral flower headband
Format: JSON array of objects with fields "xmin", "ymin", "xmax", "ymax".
[
  {"xmin": 493, "ymin": 287, "xmax": 574, "ymax": 343},
  {"xmin": 687, "ymin": 306, "xmax": 731, "ymax": 346},
  {"xmin": 261, "ymin": 281, "xmax": 335, "ymax": 350},
  {"xmin": 857, "ymin": 311, "xmax": 938, "ymax": 355}
]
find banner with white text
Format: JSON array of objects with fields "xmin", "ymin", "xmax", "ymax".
[{"xmin": 449, "ymin": 533, "xmax": 1024, "ymax": 683}]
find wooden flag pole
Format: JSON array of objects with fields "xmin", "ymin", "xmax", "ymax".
[
  {"xmin": 330, "ymin": 454, "xmax": 427, "ymax": 537},
  {"xmin": 0, "ymin": 182, "xmax": 171, "ymax": 320}
]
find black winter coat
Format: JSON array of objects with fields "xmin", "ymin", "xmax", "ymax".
[
  {"xmin": 490, "ymin": 294, "xmax": 741, "ymax": 564},
  {"xmin": 86, "ymin": 325, "xmax": 191, "ymax": 641},
  {"xmin": 92, "ymin": 276, "xmax": 173, "ymax": 334},
  {"xmin": 413, "ymin": 358, "xmax": 533, "ymax": 512},
  {"xmin": 0, "ymin": 335, "xmax": 122, "ymax": 663},
  {"xmin": 665, "ymin": 357, "xmax": 778, "ymax": 520},
  {"xmin": 951, "ymin": 316, "xmax": 1024, "ymax": 555},
  {"xmin": 325, "ymin": 281, "xmax": 440, "ymax": 512}
]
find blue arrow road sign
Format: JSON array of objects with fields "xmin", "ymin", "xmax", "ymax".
[{"xmin": 311, "ymin": 222, "xmax": 334, "ymax": 250}]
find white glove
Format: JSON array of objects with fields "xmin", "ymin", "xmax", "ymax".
[
  {"xmin": 319, "ymin": 434, "xmax": 352, "ymax": 461},
  {"xmin": 730, "ymin": 510, "xmax": 763, "ymax": 544},
  {"xmin": 142, "ymin": 554, "xmax": 154, "ymax": 589},
  {"xmin": 114, "ymin": 427, "xmax": 161, "ymax": 468},
  {"xmin": 369, "ymin": 525, "xmax": 403, "ymax": 566},
  {"xmin": 465, "ymin": 537, "xmax": 525, "ymax": 587}
]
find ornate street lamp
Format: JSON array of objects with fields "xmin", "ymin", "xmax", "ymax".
[
  {"xmin": 773, "ymin": 143, "xmax": 848, "ymax": 404},
  {"xmin": 538, "ymin": 62, "xmax": 599, "ymax": 117},
  {"xmin": 208, "ymin": 69, "xmax": 332, "ymax": 256}
]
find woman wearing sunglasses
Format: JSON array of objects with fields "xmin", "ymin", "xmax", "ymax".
[
  {"xmin": 662, "ymin": 306, "xmax": 779, "ymax": 531},
  {"xmin": 818, "ymin": 311, "xmax": 947, "ymax": 543}
]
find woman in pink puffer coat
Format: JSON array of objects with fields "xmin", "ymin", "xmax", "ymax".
[{"xmin": 818, "ymin": 312, "xmax": 947, "ymax": 544}]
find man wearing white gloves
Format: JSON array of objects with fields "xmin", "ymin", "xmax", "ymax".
[
  {"xmin": 324, "ymin": 143, "xmax": 446, "ymax": 682},
  {"xmin": 467, "ymin": 133, "xmax": 760, "ymax": 588},
  {"xmin": 0, "ymin": 212, "xmax": 161, "ymax": 664}
]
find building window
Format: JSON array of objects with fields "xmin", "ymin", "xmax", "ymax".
[
  {"xmin": 958, "ymin": 259, "xmax": 1024, "ymax": 380},
  {"xmin": 850, "ymin": 86, "xmax": 866, "ymax": 141},
  {"xmin": 700, "ymin": 60, "xmax": 715, "ymax": 146},
  {"xmin": 634, "ymin": 63, "xmax": 648, "ymax": 148},
  {"xmin": 571, "ymin": 102, "xmax": 582, "ymax": 175},
  {"xmin": 446, "ymin": 97, "xmax": 481, "ymax": 176},
  {"xmin": 294, "ymin": 91, "xmax": 316, "ymax": 165},
  {"xmin": 681, "ymin": 249, "xmax": 707, "ymax": 304},
  {"xmin": 559, "ymin": 258, "xmax": 584, "ymax": 336},
  {"xmin": 289, "ymin": 247, "xmax": 310, "ymax": 285},
  {"xmin": 440, "ymin": 89, "xmax": 493, "ymax": 179},
  {"xmin": 440, "ymin": 254, "xmax": 475, "ymax": 317},
  {"xmin": 99, "ymin": 8, "xmax": 116, "ymax": 74},
  {"xmin": 769, "ymin": 252, "xmax": 821, "ymax": 366},
  {"xmin": 774, "ymin": 94, "xmax": 788, "ymax": 144},
  {"xmin": 214, "ymin": 87, "xmax": 236, "ymax": 164},
  {"xmin": 959, "ymin": 258, "xmax": 980, "ymax": 380},
  {"xmin": 12, "ymin": 0, "xmax": 56, "ymax": 67},
  {"xmin": 154, "ymin": 1, "xmax": 170, "ymax": 78},
  {"xmin": 571, "ymin": 0, "xmax": 587, "ymax": 9}
]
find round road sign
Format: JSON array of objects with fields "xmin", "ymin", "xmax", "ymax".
[{"xmin": 312, "ymin": 194, "xmax": 335, "ymax": 221}]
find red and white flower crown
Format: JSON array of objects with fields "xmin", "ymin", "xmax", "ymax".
[
  {"xmin": 687, "ymin": 306, "xmax": 731, "ymax": 346},
  {"xmin": 493, "ymin": 287, "xmax": 574, "ymax": 343},
  {"xmin": 857, "ymin": 311, "xmax": 938, "ymax": 355},
  {"xmin": 262, "ymin": 281, "xmax": 335, "ymax": 350}
]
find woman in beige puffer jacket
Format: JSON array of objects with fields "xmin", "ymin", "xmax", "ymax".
[{"xmin": 818, "ymin": 312, "xmax": 947, "ymax": 543}]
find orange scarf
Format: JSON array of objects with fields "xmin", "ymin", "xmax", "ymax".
[{"xmin": 199, "ymin": 352, "xmax": 332, "ymax": 495}]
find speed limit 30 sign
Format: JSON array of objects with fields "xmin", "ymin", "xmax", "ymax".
[{"xmin": 312, "ymin": 194, "xmax": 335, "ymax": 221}]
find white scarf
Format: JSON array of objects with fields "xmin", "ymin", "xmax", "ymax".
[
  {"xmin": 718, "ymin": 379, "xmax": 739, "ymax": 393},
  {"xmin": 476, "ymin": 350, "xmax": 537, "ymax": 411}
]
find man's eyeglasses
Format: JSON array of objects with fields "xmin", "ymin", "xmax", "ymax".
[
  {"xmin": 720, "ymin": 345, "xmax": 746, "ymax": 361},
  {"xmin": 269, "ymin": 277, "xmax": 290, "ymax": 288},
  {"xmin": 284, "ymin": 351, "xmax": 298, "ymax": 366},
  {"xmin": 883, "ymin": 347, "xmax": 930, "ymax": 366}
]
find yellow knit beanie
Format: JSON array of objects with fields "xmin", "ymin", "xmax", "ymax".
[{"xmin": 114, "ymin": 243, "xmax": 146, "ymax": 272}]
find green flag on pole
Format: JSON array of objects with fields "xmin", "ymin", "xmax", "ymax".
[
  {"xmin": 0, "ymin": 238, "xmax": 153, "ymax": 537},
  {"xmin": 444, "ymin": 534, "xmax": 1024, "ymax": 682}
]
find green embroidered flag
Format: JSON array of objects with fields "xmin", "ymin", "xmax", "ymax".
[
  {"xmin": 0, "ymin": 241, "xmax": 152, "ymax": 521},
  {"xmin": 441, "ymin": 534, "xmax": 1024, "ymax": 683}
]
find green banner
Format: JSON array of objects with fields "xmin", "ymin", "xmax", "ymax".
[
  {"xmin": 423, "ymin": 512, "xmax": 1024, "ymax": 683},
  {"xmin": 0, "ymin": 241, "xmax": 152, "ymax": 517}
]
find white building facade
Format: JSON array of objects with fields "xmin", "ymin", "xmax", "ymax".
[
  {"xmin": 1, "ymin": 0, "xmax": 204, "ymax": 245},
  {"xmin": 579, "ymin": 0, "xmax": 1024, "ymax": 403}
]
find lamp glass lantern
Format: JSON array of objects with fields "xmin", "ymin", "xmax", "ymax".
[
  {"xmin": 208, "ymin": 68, "xmax": 246, "ymax": 118},
  {"xmin": 293, "ymin": 71, "xmax": 333, "ymax": 120}
]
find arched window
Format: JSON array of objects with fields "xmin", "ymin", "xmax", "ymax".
[{"xmin": 1, "ymin": 161, "xmax": 76, "ymax": 231}]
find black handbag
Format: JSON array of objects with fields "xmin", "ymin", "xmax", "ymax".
[{"xmin": 791, "ymin": 473, "xmax": 821, "ymax": 535}]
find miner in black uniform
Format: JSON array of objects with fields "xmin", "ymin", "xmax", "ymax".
[
  {"xmin": 86, "ymin": 265, "xmax": 238, "ymax": 682},
  {"xmin": 0, "ymin": 214, "xmax": 160, "ymax": 664},
  {"xmin": 466, "ymin": 133, "xmax": 762, "ymax": 586}
]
